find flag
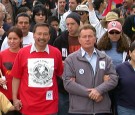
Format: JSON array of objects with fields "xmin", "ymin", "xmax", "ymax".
[
  {"xmin": 102, "ymin": 0, "xmax": 122, "ymax": 16},
  {"xmin": 102, "ymin": 0, "xmax": 113, "ymax": 16},
  {"xmin": 114, "ymin": 0, "xmax": 123, "ymax": 4}
]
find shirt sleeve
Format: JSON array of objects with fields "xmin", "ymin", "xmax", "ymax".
[
  {"xmin": 62, "ymin": 56, "xmax": 89, "ymax": 97},
  {"xmin": 95, "ymin": 57, "xmax": 118, "ymax": 94},
  {"xmin": 89, "ymin": 10, "xmax": 106, "ymax": 40},
  {"xmin": 55, "ymin": 49, "xmax": 63, "ymax": 77},
  {"xmin": 10, "ymin": 51, "xmax": 22, "ymax": 79},
  {"xmin": 0, "ymin": 92, "xmax": 12, "ymax": 113}
]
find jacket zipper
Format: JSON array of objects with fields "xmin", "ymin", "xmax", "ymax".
[
  {"xmin": 89, "ymin": 63, "xmax": 95, "ymax": 115},
  {"xmin": 92, "ymin": 66, "xmax": 98, "ymax": 115}
]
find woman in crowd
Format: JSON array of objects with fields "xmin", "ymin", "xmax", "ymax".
[
  {"xmin": 116, "ymin": 41, "xmax": 135, "ymax": 115},
  {"xmin": 30, "ymin": 4, "xmax": 48, "ymax": 32},
  {"xmin": 97, "ymin": 21, "xmax": 129, "ymax": 66},
  {"xmin": 0, "ymin": 26, "xmax": 23, "ymax": 115},
  {"xmin": 30, "ymin": 3, "xmax": 57, "ymax": 45},
  {"xmin": 97, "ymin": 21, "xmax": 130, "ymax": 115}
]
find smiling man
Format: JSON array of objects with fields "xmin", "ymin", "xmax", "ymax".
[{"xmin": 11, "ymin": 23, "xmax": 63, "ymax": 115}]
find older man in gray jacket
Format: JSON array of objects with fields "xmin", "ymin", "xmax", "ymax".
[{"xmin": 62, "ymin": 24, "xmax": 118, "ymax": 115}]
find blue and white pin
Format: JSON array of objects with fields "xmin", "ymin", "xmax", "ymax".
[{"xmin": 79, "ymin": 69, "xmax": 84, "ymax": 74}]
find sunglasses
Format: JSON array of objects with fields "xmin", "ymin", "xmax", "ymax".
[
  {"xmin": 77, "ymin": 12, "xmax": 86, "ymax": 15},
  {"xmin": 35, "ymin": 13, "xmax": 45, "ymax": 16},
  {"xmin": 109, "ymin": 31, "xmax": 121, "ymax": 34}
]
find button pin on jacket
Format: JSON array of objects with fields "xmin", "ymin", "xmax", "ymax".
[{"xmin": 79, "ymin": 69, "xmax": 84, "ymax": 74}]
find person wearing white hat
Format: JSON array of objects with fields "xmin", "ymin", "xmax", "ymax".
[{"xmin": 75, "ymin": 4, "xmax": 90, "ymax": 25}]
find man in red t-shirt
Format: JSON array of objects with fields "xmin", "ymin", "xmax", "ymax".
[{"xmin": 11, "ymin": 23, "xmax": 63, "ymax": 115}]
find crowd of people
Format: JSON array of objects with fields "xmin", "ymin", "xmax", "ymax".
[{"xmin": 0, "ymin": 0, "xmax": 135, "ymax": 115}]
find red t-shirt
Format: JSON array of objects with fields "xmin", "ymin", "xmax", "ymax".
[
  {"xmin": 11, "ymin": 45, "xmax": 63, "ymax": 115},
  {"xmin": 0, "ymin": 48, "xmax": 18, "ymax": 100}
]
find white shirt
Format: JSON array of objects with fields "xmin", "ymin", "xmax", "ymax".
[
  {"xmin": 30, "ymin": 43, "xmax": 49, "ymax": 54},
  {"xmin": 1, "ymin": 32, "xmax": 34, "ymax": 51}
]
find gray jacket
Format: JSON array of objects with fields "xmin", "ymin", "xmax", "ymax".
[{"xmin": 62, "ymin": 48, "xmax": 118, "ymax": 114}]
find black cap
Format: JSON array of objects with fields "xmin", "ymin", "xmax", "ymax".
[{"xmin": 66, "ymin": 12, "xmax": 81, "ymax": 25}]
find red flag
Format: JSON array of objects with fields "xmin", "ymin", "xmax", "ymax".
[
  {"xmin": 113, "ymin": 0, "xmax": 123, "ymax": 4},
  {"xmin": 102, "ymin": 0, "xmax": 113, "ymax": 16}
]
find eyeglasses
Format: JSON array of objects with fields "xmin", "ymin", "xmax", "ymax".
[
  {"xmin": 35, "ymin": 13, "xmax": 45, "ymax": 16},
  {"xmin": 77, "ymin": 12, "xmax": 86, "ymax": 15},
  {"xmin": 109, "ymin": 31, "xmax": 121, "ymax": 34}
]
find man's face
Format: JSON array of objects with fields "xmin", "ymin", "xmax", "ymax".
[
  {"xmin": 66, "ymin": 18, "xmax": 79, "ymax": 36},
  {"xmin": 58, "ymin": 0, "xmax": 66, "ymax": 11},
  {"xmin": 78, "ymin": 29, "xmax": 96, "ymax": 51},
  {"xmin": 34, "ymin": 26, "xmax": 50, "ymax": 50},
  {"xmin": 69, "ymin": 0, "xmax": 78, "ymax": 11},
  {"xmin": 130, "ymin": 7, "xmax": 135, "ymax": 15},
  {"xmin": 16, "ymin": 16, "xmax": 30, "ymax": 36}
]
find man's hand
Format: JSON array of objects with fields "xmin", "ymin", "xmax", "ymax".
[
  {"xmin": 87, "ymin": 0, "xmax": 93, "ymax": 11},
  {"xmin": 13, "ymin": 99, "xmax": 22, "ymax": 111},
  {"xmin": 95, "ymin": 95, "xmax": 103, "ymax": 102},
  {"xmin": 88, "ymin": 88, "xmax": 102, "ymax": 101},
  {"xmin": 22, "ymin": 0, "xmax": 26, "ymax": 5},
  {"xmin": 103, "ymin": 75, "xmax": 110, "ymax": 82},
  {"xmin": 70, "ymin": 77, "xmax": 76, "ymax": 82}
]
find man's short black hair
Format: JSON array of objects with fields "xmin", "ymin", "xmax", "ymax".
[{"xmin": 15, "ymin": 13, "xmax": 31, "ymax": 24}]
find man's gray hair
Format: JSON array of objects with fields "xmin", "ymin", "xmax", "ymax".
[{"xmin": 0, "ymin": 3, "xmax": 6, "ymax": 13}]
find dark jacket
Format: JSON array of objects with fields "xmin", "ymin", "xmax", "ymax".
[
  {"xmin": 53, "ymin": 30, "xmax": 69, "ymax": 60},
  {"xmin": 123, "ymin": 15, "xmax": 135, "ymax": 42},
  {"xmin": 0, "ymin": 23, "xmax": 11, "ymax": 49},
  {"xmin": 116, "ymin": 61, "xmax": 135, "ymax": 110},
  {"xmin": 53, "ymin": 30, "xmax": 69, "ymax": 94}
]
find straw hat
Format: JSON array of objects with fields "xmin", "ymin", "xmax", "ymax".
[{"xmin": 100, "ymin": 12, "xmax": 124, "ymax": 28}]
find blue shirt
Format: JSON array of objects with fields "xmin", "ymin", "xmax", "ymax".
[
  {"xmin": 105, "ymin": 41, "xmax": 123, "ymax": 66},
  {"xmin": 81, "ymin": 47, "xmax": 97, "ymax": 75},
  {"xmin": 17, "ymin": 0, "xmax": 22, "ymax": 7}
]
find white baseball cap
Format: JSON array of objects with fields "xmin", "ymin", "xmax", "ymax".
[{"xmin": 76, "ymin": 5, "xmax": 89, "ymax": 12}]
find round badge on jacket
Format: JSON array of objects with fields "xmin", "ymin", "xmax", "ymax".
[{"xmin": 79, "ymin": 69, "xmax": 84, "ymax": 74}]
